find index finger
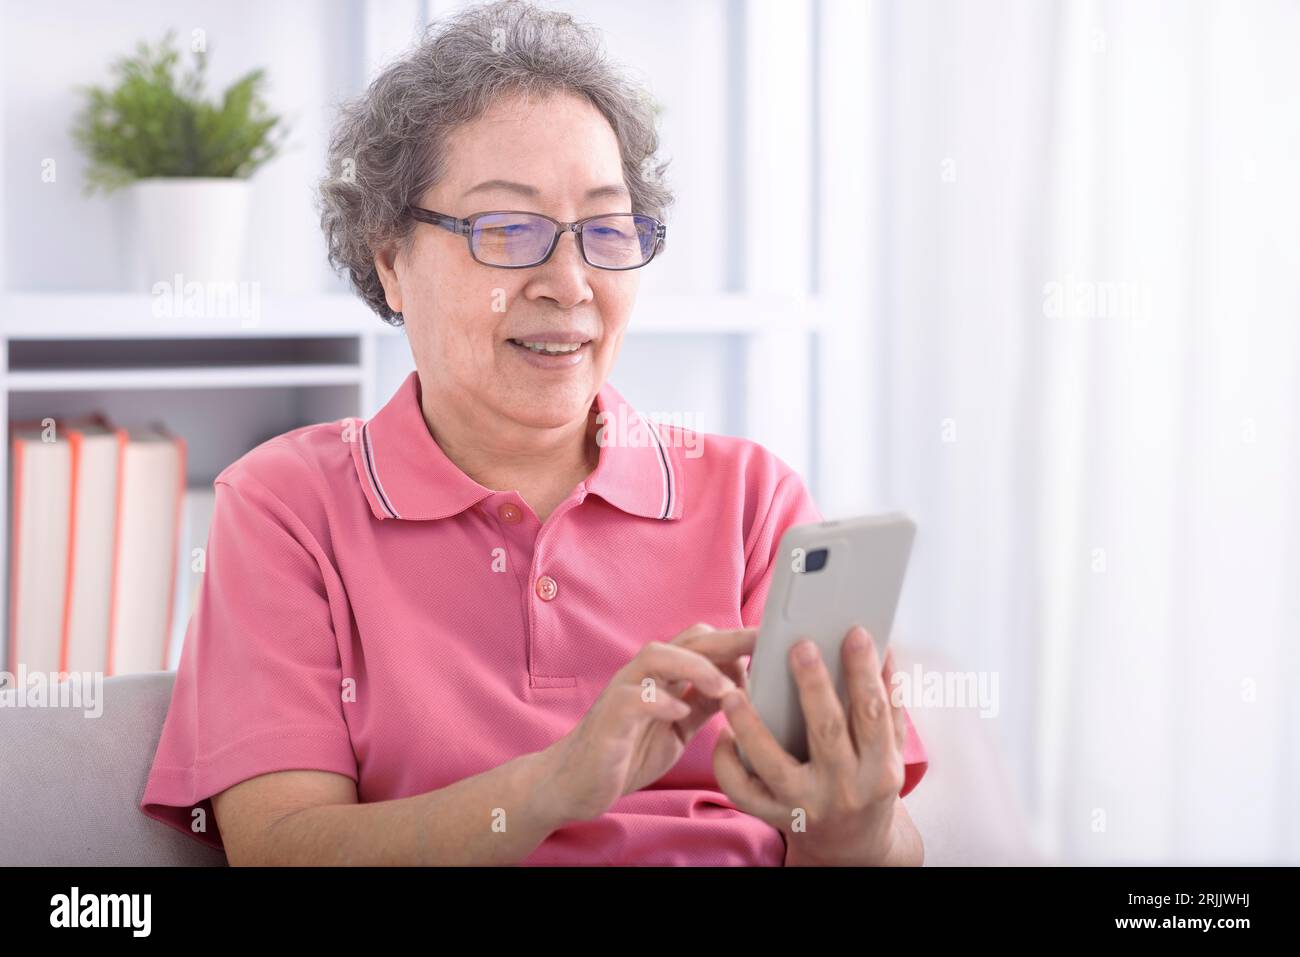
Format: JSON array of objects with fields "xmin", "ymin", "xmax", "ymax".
[
  {"xmin": 627, "ymin": 641, "xmax": 738, "ymax": 699},
  {"xmin": 671, "ymin": 626, "xmax": 757, "ymax": 664}
]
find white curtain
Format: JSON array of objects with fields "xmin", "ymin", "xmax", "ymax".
[{"xmin": 865, "ymin": 0, "xmax": 1300, "ymax": 863}]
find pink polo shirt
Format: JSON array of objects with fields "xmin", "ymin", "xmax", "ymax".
[{"xmin": 140, "ymin": 369, "xmax": 927, "ymax": 865}]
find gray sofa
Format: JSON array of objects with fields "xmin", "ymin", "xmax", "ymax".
[{"xmin": 0, "ymin": 645, "xmax": 1043, "ymax": 866}]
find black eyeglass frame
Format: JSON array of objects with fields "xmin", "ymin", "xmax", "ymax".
[{"xmin": 404, "ymin": 205, "xmax": 667, "ymax": 270}]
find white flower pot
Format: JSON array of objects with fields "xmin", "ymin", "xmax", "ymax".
[{"xmin": 126, "ymin": 178, "xmax": 251, "ymax": 291}]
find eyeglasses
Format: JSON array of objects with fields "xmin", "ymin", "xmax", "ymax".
[{"xmin": 404, "ymin": 206, "xmax": 666, "ymax": 270}]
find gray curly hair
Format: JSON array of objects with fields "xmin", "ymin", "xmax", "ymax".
[{"xmin": 317, "ymin": 0, "xmax": 674, "ymax": 325}]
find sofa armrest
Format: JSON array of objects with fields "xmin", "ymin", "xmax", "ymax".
[
  {"xmin": 0, "ymin": 670, "xmax": 226, "ymax": 866},
  {"xmin": 892, "ymin": 643, "xmax": 1046, "ymax": 865}
]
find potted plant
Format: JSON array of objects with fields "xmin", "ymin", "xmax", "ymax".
[{"xmin": 71, "ymin": 30, "xmax": 290, "ymax": 291}]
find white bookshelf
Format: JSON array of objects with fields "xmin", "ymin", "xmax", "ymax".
[
  {"xmin": 0, "ymin": 292, "xmax": 413, "ymax": 669},
  {"xmin": 6, "ymin": 365, "xmax": 367, "ymax": 392}
]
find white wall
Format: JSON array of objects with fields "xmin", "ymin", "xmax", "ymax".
[{"xmin": 2, "ymin": 0, "xmax": 357, "ymax": 294}]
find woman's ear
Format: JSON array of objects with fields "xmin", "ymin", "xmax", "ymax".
[{"xmin": 373, "ymin": 243, "xmax": 405, "ymax": 316}]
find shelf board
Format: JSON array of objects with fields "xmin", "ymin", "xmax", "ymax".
[
  {"xmin": 0, "ymin": 292, "xmax": 402, "ymax": 339},
  {"xmin": 5, "ymin": 364, "xmax": 364, "ymax": 392}
]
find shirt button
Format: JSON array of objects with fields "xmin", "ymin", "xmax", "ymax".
[
  {"xmin": 498, "ymin": 502, "xmax": 522, "ymax": 524},
  {"xmin": 535, "ymin": 575, "xmax": 558, "ymax": 601}
]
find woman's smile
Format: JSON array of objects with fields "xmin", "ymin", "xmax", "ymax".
[{"xmin": 504, "ymin": 331, "xmax": 594, "ymax": 369}]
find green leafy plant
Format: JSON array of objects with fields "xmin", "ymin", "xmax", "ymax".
[{"xmin": 71, "ymin": 30, "xmax": 290, "ymax": 195}]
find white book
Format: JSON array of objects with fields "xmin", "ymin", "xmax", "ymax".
[
  {"xmin": 63, "ymin": 417, "xmax": 124, "ymax": 675},
  {"xmin": 7, "ymin": 422, "xmax": 73, "ymax": 674},
  {"xmin": 107, "ymin": 424, "xmax": 186, "ymax": 675}
]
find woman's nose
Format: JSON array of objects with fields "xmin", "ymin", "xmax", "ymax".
[{"xmin": 528, "ymin": 229, "xmax": 594, "ymax": 306}]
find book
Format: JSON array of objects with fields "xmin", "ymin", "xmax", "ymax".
[
  {"xmin": 7, "ymin": 419, "xmax": 73, "ymax": 674},
  {"xmin": 62, "ymin": 415, "xmax": 127, "ymax": 674},
  {"xmin": 105, "ymin": 424, "xmax": 186, "ymax": 676}
]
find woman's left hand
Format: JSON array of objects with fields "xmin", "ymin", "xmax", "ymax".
[{"xmin": 712, "ymin": 625, "xmax": 908, "ymax": 866}]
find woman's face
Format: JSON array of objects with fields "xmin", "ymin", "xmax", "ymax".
[{"xmin": 376, "ymin": 91, "xmax": 641, "ymax": 434}]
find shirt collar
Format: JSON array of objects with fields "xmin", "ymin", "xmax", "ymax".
[{"xmin": 350, "ymin": 370, "xmax": 683, "ymax": 522}]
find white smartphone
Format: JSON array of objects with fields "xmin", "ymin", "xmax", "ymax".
[{"xmin": 738, "ymin": 512, "xmax": 916, "ymax": 773}]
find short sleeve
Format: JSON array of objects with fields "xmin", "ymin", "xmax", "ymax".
[
  {"xmin": 739, "ymin": 463, "xmax": 928, "ymax": 800},
  {"xmin": 139, "ymin": 474, "xmax": 357, "ymax": 850}
]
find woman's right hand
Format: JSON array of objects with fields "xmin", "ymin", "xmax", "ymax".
[{"xmin": 537, "ymin": 623, "xmax": 756, "ymax": 825}]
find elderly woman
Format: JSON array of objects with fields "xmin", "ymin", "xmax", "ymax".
[{"xmin": 141, "ymin": 0, "xmax": 927, "ymax": 866}]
